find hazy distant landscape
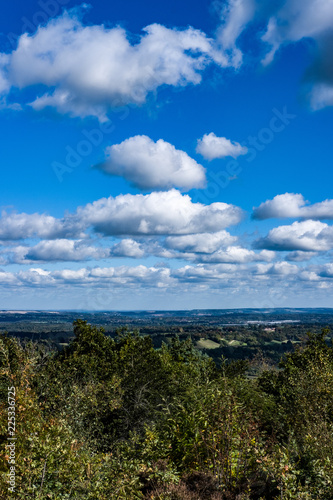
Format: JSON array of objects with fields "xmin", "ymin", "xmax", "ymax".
[{"xmin": 1, "ymin": 307, "xmax": 332, "ymax": 370}]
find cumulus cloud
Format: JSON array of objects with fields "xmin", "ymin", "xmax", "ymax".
[
  {"xmin": 165, "ymin": 230, "xmax": 237, "ymax": 253},
  {"xmin": 0, "ymin": 9, "xmax": 227, "ymax": 120},
  {"xmin": 310, "ymin": 82, "xmax": 333, "ymax": 110},
  {"xmin": 253, "ymin": 193, "xmax": 306, "ymax": 219},
  {"xmin": 0, "ymin": 192, "xmax": 243, "ymax": 243},
  {"xmin": 17, "ymin": 267, "xmax": 54, "ymax": 285},
  {"xmin": 215, "ymin": 0, "xmax": 257, "ymax": 68},
  {"xmin": 255, "ymin": 220, "xmax": 333, "ymax": 251},
  {"xmin": 196, "ymin": 133, "xmax": 247, "ymax": 160},
  {"xmin": 22, "ymin": 240, "xmax": 109, "ymax": 262},
  {"xmin": 0, "ymin": 270, "xmax": 17, "ymax": 285},
  {"xmin": 253, "ymin": 261, "xmax": 299, "ymax": 276},
  {"xmin": 2, "ymin": 260, "xmax": 333, "ymax": 303},
  {"xmin": 102, "ymin": 236, "xmax": 275, "ymax": 265},
  {"xmin": 197, "ymin": 248, "xmax": 275, "ymax": 264},
  {"xmin": 52, "ymin": 265, "xmax": 174, "ymax": 287},
  {"xmin": 110, "ymin": 239, "xmax": 145, "ymax": 258},
  {"xmin": 319, "ymin": 263, "xmax": 333, "ymax": 278},
  {"xmin": 98, "ymin": 135, "xmax": 206, "ymax": 190},
  {"xmin": 253, "ymin": 193, "xmax": 333, "ymax": 220},
  {"xmin": 261, "ymin": 0, "xmax": 333, "ymax": 64},
  {"xmin": 173, "ymin": 263, "xmax": 237, "ymax": 282},
  {"xmin": 0, "ymin": 1, "xmax": 332, "ymax": 116},
  {"xmin": 78, "ymin": 189, "xmax": 244, "ymax": 236},
  {"xmin": 216, "ymin": 0, "xmax": 333, "ymax": 110},
  {"xmin": 217, "ymin": 0, "xmax": 333, "ymax": 65},
  {"xmin": 305, "ymin": 30, "xmax": 333, "ymax": 110},
  {"xmin": 0, "ymin": 264, "xmax": 174, "ymax": 290},
  {"xmin": 0, "ymin": 263, "xmax": 261, "ymax": 288},
  {"xmin": 0, "ymin": 211, "xmax": 83, "ymax": 240},
  {"xmin": 286, "ymin": 251, "xmax": 318, "ymax": 262},
  {"xmin": 260, "ymin": 0, "xmax": 333, "ymax": 110},
  {"xmin": 9, "ymin": 238, "xmax": 145, "ymax": 263},
  {"xmin": 267, "ymin": 261, "xmax": 299, "ymax": 275},
  {"xmin": 0, "ymin": 54, "xmax": 10, "ymax": 95},
  {"xmin": 298, "ymin": 269, "xmax": 320, "ymax": 281}
]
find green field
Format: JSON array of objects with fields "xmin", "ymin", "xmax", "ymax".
[{"xmin": 196, "ymin": 338, "xmax": 221, "ymax": 349}]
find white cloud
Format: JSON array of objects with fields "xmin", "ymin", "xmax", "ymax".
[
  {"xmin": 52, "ymin": 265, "xmax": 174, "ymax": 287},
  {"xmin": 298, "ymin": 270, "xmax": 320, "ymax": 281},
  {"xmin": 0, "ymin": 9, "xmax": 225, "ymax": 120},
  {"xmin": 0, "ymin": 211, "xmax": 83, "ymax": 240},
  {"xmin": 319, "ymin": 263, "xmax": 333, "ymax": 278},
  {"xmin": 173, "ymin": 263, "xmax": 238, "ymax": 282},
  {"xmin": 98, "ymin": 135, "xmax": 206, "ymax": 190},
  {"xmin": 104, "ymin": 236, "xmax": 275, "ymax": 265},
  {"xmin": 215, "ymin": 0, "xmax": 257, "ymax": 68},
  {"xmin": 286, "ymin": 251, "xmax": 318, "ymax": 262},
  {"xmin": 196, "ymin": 132, "xmax": 247, "ymax": 160},
  {"xmin": 260, "ymin": 0, "xmax": 333, "ymax": 110},
  {"xmin": 310, "ymin": 83, "xmax": 333, "ymax": 110},
  {"xmin": 139, "ymin": 240, "xmax": 176, "ymax": 260},
  {"xmin": 1, "ymin": 1, "xmax": 333, "ymax": 117},
  {"xmin": 0, "ymin": 54, "xmax": 10, "ymax": 94},
  {"xmin": 300, "ymin": 199, "xmax": 333, "ymax": 219},
  {"xmin": 267, "ymin": 261, "xmax": 299, "ymax": 275},
  {"xmin": 110, "ymin": 239, "xmax": 145, "ymax": 258},
  {"xmin": 52, "ymin": 268, "xmax": 89, "ymax": 282},
  {"xmin": 0, "ymin": 192, "xmax": 243, "ymax": 243},
  {"xmin": 0, "ymin": 270, "xmax": 17, "ymax": 284},
  {"xmin": 17, "ymin": 267, "xmax": 54, "ymax": 285},
  {"xmin": 216, "ymin": 0, "xmax": 333, "ymax": 110},
  {"xmin": 253, "ymin": 193, "xmax": 333, "ymax": 220},
  {"xmin": 2, "ymin": 261, "xmax": 333, "ymax": 307},
  {"xmin": 165, "ymin": 230, "xmax": 236, "ymax": 253},
  {"xmin": 197, "ymin": 247, "xmax": 275, "ymax": 264},
  {"xmin": 255, "ymin": 220, "xmax": 333, "ymax": 251},
  {"xmin": 0, "ymin": 263, "xmax": 270, "ymax": 288},
  {"xmin": 253, "ymin": 261, "xmax": 299, "ymax": 276},
  {"xmin": 78, "ymin": 189, "xmax": 244, "ymax": 236},
  {"xmin": 261, "ymin": 0, "xmax": 333, "ymax": 65},
  {"xmin": 22, "ymin": 239, "xmax": 109, "ymax": 262},
  {"xmin": 6, "ymin": 240, "xmax": 110, "ymax": 265},
  {"xmin": 0, "ymin": 236, "xmax": 256, "ymax": 264},
  {"xmin": 253, "ymin": 193, "xmax": 306, "ymax": 219}
]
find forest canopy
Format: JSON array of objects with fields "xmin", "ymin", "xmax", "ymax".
[{"xmin": 1, "ymin": 320, "xmax": 333, "ymax": 499}]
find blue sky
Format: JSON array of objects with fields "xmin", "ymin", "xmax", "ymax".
[{"xmin": 1, "ymin": 0, "xmax": 333, "ymax": 310}]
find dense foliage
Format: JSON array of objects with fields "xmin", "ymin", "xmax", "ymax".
[{"xmin": 1, "ymin": 321, "xmax": 333, "ymax": 498}]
